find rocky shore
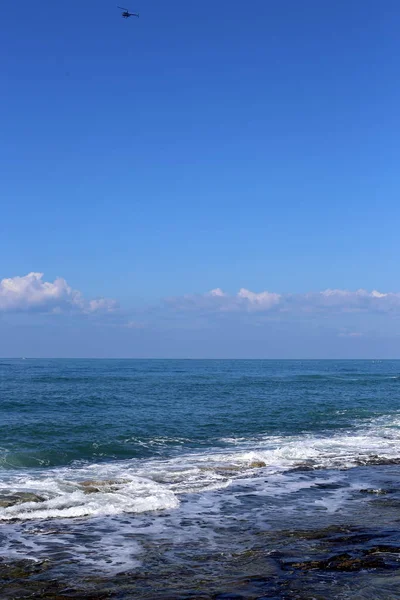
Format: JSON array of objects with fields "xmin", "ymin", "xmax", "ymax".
[{"xmin": 1, "ymin": 521, "xmax": 400, "ymax": 599}]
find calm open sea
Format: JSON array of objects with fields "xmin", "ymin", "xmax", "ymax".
[{"xmin": 1, "ymin": 359, "xmax": 400, "ymax": 598}]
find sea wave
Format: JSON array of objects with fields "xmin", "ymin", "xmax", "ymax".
[
  {"xmin": 0, "ymin": 475, "xmax": 178, "ymax": 521},
  {"xmin": 1, "ymin": 413, "xmax": 400, "ymax": 522}
]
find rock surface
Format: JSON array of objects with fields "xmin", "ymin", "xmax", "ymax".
[{"xmin": 0, "ymin": 493, "xmax": 45, "ymax": 508}]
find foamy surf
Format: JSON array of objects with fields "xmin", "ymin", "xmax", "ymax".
[
  {"xmin": 0, "ymin": 476, "xmax": 179, "ymax": 521},
  {"xmin": 1, "ymin": 413, "xmax": 400, "ymax": 522},
  {"xmin": 3, "ymin": 359, "xmax": 400, "ymax": 593}
]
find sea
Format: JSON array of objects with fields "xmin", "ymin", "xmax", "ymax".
[{"xmin": 1, "ymin": 359, "xmax": 400, "ymax": 599}]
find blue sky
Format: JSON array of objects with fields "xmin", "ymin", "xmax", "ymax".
[{"xmin": 1, "ymin": 0, "xmax": 400, "ymax": 357}]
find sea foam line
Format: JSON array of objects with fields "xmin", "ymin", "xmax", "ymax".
[{"xmin": 1, "ymin": 413, "xmax": 400, "ymax": 521}]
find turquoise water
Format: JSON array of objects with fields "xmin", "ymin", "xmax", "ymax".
[{"xmin": 1, "ymin": 359, "xmax": 400, "ymax": 597}]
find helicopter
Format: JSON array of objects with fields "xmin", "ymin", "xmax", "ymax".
[{"xmin": 118, "ymin": 6, "xmax": 139, "ymax": 18}]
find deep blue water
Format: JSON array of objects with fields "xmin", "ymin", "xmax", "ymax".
[{"xmin": 1, "ymin": 359, "xmax": 400, "ymax": 469}]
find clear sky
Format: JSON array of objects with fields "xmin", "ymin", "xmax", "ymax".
[{"xmin": 1, "ymin": 0, "xmax": 400, "ymax": 358}]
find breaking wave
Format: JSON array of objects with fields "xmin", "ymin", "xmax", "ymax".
[{"xmin": 1, "ymin": 413, "xmax": 400, "ymax": 522}]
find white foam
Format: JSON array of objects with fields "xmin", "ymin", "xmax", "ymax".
[
  {"xmin": 1, "ymin": 413, "xmax": 400, "ymax": 523},
  {"xmin": 0, "ymin": 476, "xmax": 178, "ymax": 522},
  {"xmin": 0, "ymin": 517, "xmax": 142, "ymax": 574}
]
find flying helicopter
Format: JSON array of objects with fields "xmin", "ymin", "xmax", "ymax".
[{"xmin": 118, "ymin": 6, "xmax": 139, "ymax": 18}]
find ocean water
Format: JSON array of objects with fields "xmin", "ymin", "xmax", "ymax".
[{"xmin": 1, "ymin": 359, "xmax": 400, "ymax": 598}]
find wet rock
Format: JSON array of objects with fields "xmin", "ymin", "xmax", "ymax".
[
  {"xmin": 371, "ymin": 498, "xmax": 400, "ymax": 508},
  {"xmin": 80, "ymin": 484, "xmax": 102, "ymax": 494},
  {"xmin": 282, "ymin": 525, "xmax": 354, "ymax": 541},
  {"xmin": 0, "ymin": 583, "xmax": 111, "ymax": 600},
  {"xmin": 79, "ymin": 479, "xmax": 130, "ymax": 494},
  {"xmin": 202, "ymin": 461, "xmax": 266, "ymax": 475},
  {"xmin": 214, "ymin": 595, "xmax": 246, "ymax": 599},
  {"xmin": 364, "ymin": 545, "xmax": 400, "ymax": 555},
  {"xmin": 355, "ymin": 455, "xmax": 400, "ymax": 466},
  {"xmin": 0, "ymin": 493, "xmax": 45, "ymax": 508},
  {"xmin": 201, "ymin": 465, "xmax": 255, "ymax": 477},
  {"xmin": 281, "ymin": 525, "xmax": 392, "ymax": 550},
  {"xmin": 0, "ymin": 559, "xmax": 50, "ymax": 580},
  {"xmin": 286, "ymin": 462, "xmax": 316, "ymax": 472},
  {"xmin": 214, "ymin": 466, "xmax": 242, "ymax": 473},
  {"xmin": 359, "ymin": 488, "xmax": 389, "ymax": 495},
  {"xmin": 288, "ymin": 551, "xmax": 390, "ymax": 572},
  {"xmin": 329, "ymin": 532, "xmax": 380, "ymax": 545},
  {"xmin": 315, "ymin": 482, "xmax": 343, "ymax": 490}
]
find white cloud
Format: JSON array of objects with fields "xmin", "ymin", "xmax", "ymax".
[
  {"xmin": 371, "ymin": 290, "xmax": 387, "ymax": 298},
  {"xmin": 0, "ymin": 273, "xmax": 117, "ymax": 315},
  {"xmin": 167, "ymin": 287, "xmax": 400, "ymax": 316},
  {"xmin": 237, "ymin": 288, "xmax": 281, "ymax": 311},
  {"xmin": 167, "ymin": 288, "xmax": 281, "ymax": 313},
  {"xmin": 315, "ymin": 289, "xmax": 400, "ymax": 312},
  {"xmin": 88, "ymin": 298, "xmax": 118, "ymax": 313},
  {"xmin": 320, "ymin": 288, "xmax": 386, "ymax": 300},
  {"xmin": 4, "ymin": 274, "xmax": 399, "ymax": 326},
  {"xmin": 208, "ymin": 288, "xmax": 226, "ymax": 297}
]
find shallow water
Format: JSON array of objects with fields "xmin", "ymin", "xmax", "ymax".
[{"xmin": 1, "ymin": 359, "xmax": 400, "ymax": 598}]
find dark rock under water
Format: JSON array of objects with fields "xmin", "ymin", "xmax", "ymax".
[{"xmin": 1, "ymin": 522, "xmax": 400, "ymax": 599}]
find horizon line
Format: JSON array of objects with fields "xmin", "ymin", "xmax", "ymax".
[{"xmin": 1, "ymin": 357, "xmax": 398, "ymax": 361}]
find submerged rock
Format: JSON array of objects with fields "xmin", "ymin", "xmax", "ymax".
[
  {"xmin": 286, "ymin": 461, "xmax": 316, "ymax": 472},
  {"xmin": 288, "ymin": 549, "xmax": 397, "ymax": 572},
  {"xmin": 0, "ymin": 493, "xmax": 45, "ymax": 508},
  {"xmin": 249, "ymin": 461, "xmax": 266, "ymax": 469},
  {"xmin": 213, "ymin": 466, "xmax": 243, "ymax": 473},
  {"xmin": 356, "ymin": 455, "xmax": 400, "ymax": 466},
  {"xmin": 365, "ymin": 545, "xmax": 400, "ymax": 555},
  {"xmin": 281, "ymin": 525, "xmax": 354, "ymax": 541},
  {"xmin": 0, "ymin": 559, "xmax": 50, "ymax": 580},
  {"xmin": 201, "ymin": 462, "xmax": 266, "ymax": 474},
  {"xmin": 79, "ymin": 479, "xmax": 130, "ymax": 494}
]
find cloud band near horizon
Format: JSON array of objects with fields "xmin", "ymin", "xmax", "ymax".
[
  {"xmin": 1, "ymin": 272, "xmax": 399, "ymax": 318},
  {"xmin": 166, "ymin": 287, "xmax": 400, "ymax": 315}
]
